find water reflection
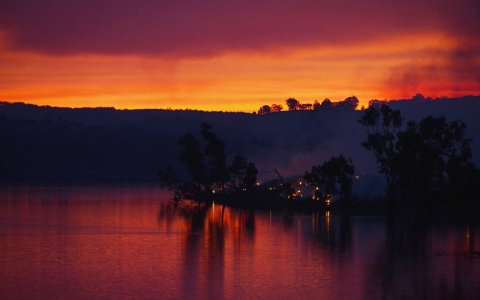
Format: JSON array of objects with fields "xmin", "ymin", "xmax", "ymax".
[
  {"xmin": 157, "ymin": 201, "xmax": 257, "ymax": 299},
  {"xmin": 360, "ymin": 215, "xmax": 480, "ymax": 299},
  {"xmin": 156, "ymin": 200, "xmax": 480, "ymax": 299},
  {"xmin": 290, "ymin": 210, "xmax": 353, "ymax": 256},
  {"xmin": 1, "ymin": 186, "xmax": 479, "ymax": 299}
]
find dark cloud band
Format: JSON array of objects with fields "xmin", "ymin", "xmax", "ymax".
[{"xmin": 2, "ymin": 0, "xmax": 476, "ymax": 56}]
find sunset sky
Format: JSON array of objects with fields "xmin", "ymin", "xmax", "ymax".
[{"xmin": 1, "ymin": 0, "xmax": 479, "ymax": 112}]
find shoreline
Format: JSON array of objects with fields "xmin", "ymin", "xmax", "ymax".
[{"xmin": 184, "ymin": 194, "xmax": 480, "ymax": 223}]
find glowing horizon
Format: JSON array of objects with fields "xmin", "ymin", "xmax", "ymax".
[{"xmin": 1, "ymin": 1, "xmax": 479, "ymax": 112}]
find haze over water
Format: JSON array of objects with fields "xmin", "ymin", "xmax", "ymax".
[{"xmin": 1, "ymin": 185, "xmax": 480, "ymax": 299}]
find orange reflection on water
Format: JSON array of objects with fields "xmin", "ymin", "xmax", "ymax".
[{"xmin": 1, "ymin": 186, "xmax": 480, "ymax": 299}]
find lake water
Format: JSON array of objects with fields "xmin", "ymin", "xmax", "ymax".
[{"xmin": 1, "ymin": 185, "xmax": 480, "ymax": 299}]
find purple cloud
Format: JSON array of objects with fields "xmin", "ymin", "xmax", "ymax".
[{"xmin": 2, "ymin": 0, "xmax": 477, "ymax": 57}]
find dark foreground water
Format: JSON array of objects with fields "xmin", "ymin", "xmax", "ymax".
[{"xmin": 1, "ymin": 185, "xmax": 480, "ymax": 300}]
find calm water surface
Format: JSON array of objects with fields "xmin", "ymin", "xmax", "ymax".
[{"xmin": 1, "ymin": 185, "xmax": 480, "ymax": 299}]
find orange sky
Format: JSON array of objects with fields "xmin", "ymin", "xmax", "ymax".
[{"xmin": 1, "ymin": 1, "xmax": 479, "ymax": 112}]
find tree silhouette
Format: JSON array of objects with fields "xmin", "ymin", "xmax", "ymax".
[
  {"xmin": 395, "ymin": 116, "xmax": 476, "ymax": 203},
  {"xmin": 319, "ymin": 98, "xmax": 335, "ymax": 110},
  {"xmin": 368, "ymin": 99, "xmax": 388, "ymax": 109},
  {"xmin": 271, "ymin": 104, "xmax": 283, "ymax": 113},
  {"xmin": 412, "ymin": 93, "xmax": 425, "ymax": 101},
  {"xmin": 337, "ymin": 96, "xmax": 359, "ymax": 111},
  {"xmin": 228, "ymin": 155, "xmax": 258, "ymax": 195},
  {"xmin": 178, "ymin": 132, "xmax": 208, "ymax": 189},
  {"xmin": 200, "ymin": 122, "xmax": 228, "ymax": 193},
  {"xmin": 360, "ymin": 105, "xmax": 479, "ymax": 205},
  {"xmin": 257, "ymin": 96, "xmax": 359, "ymax": 113},
  {"xmin": 258, "ymin": 105, "xmax": 271, "ymax": 115},
  {"xmin": 300, "ymin": 103, "xmax": 313, "ymax": 110},
  {"xmin": 358, "ymin": 104, "xmax": 403, "ymax": 200},
  {"xmin": 285, "ymin": 98, "xmax": 299, "ymax": 111},
  {"xmin": 304, "ymin": 155, "xmax": 355, "ymax": 203},
  {"xmin": 157, "ymin": 165, "xmax": 188, "ymax": 201},
  {"xmin": 159, "ymin": 123, "xmax": 258, "ymax": 201}
]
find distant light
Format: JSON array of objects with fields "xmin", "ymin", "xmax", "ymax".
[
  {"xmin": 355, "ymin": 175, "xmax": 360, "ymax": 180},
  {"xmin": 212, "ymin": 190, "xmax": 215, "ymax": 193}
]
